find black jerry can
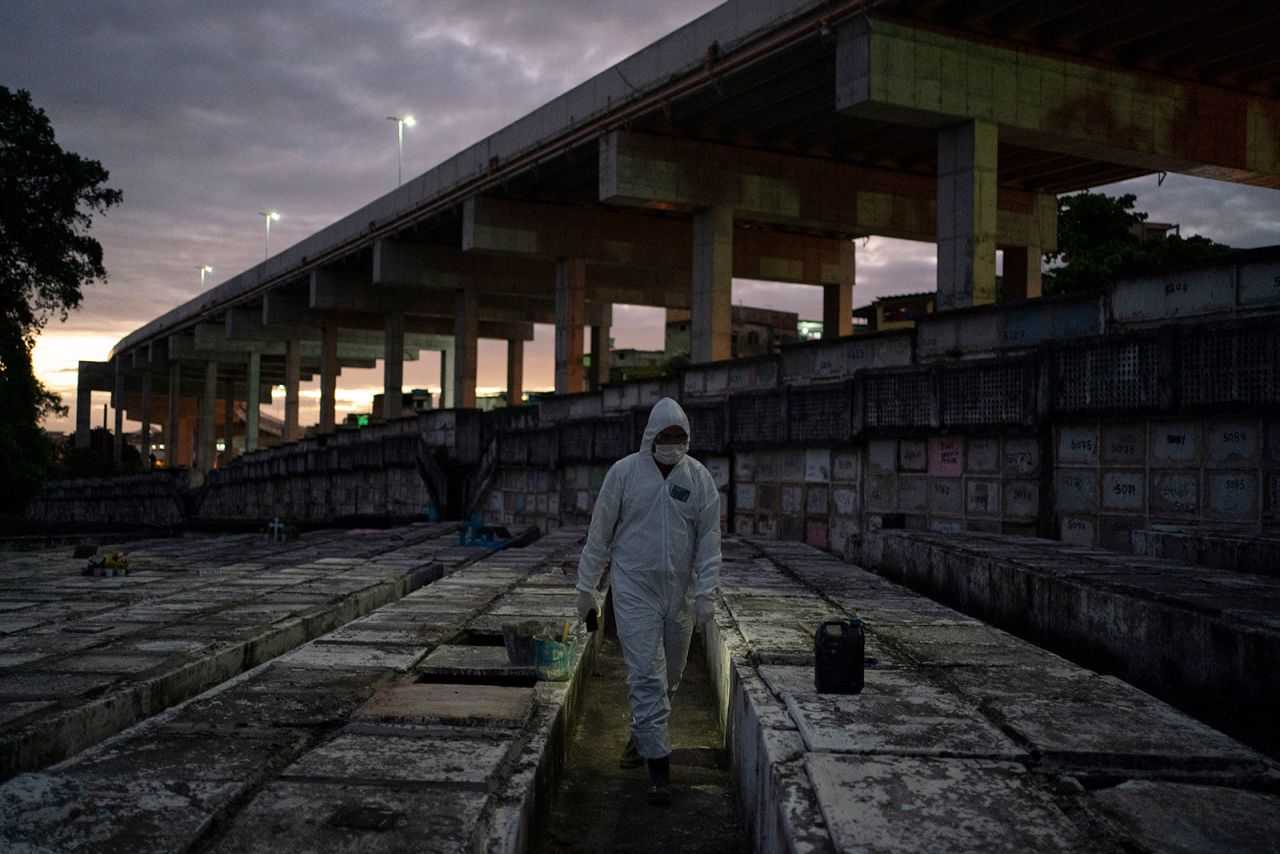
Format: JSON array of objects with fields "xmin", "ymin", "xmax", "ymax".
[{"xmin": 814, "ymin": 617, "xmax": 865, "ymax": 694}]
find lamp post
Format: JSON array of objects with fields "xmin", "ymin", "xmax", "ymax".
[
  {"xmin": 386, "ymin": 115, "xmax": 416, "ymax": 186},
  {"xmin": 198, "ymin": 265, "xmax": 213, "ymax": 287},
  {"xmin": 257, "ymin": 211, "xmax": 280, "ymax": 260}
]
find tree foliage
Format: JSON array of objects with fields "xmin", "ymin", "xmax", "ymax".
[
  {"xmin": 1042, "ymin": 191, "xmax": 1230, "ymax": 296},
  {"xmin": 0, "ymin": 86, "xmax": 121, "ymax": 517}
]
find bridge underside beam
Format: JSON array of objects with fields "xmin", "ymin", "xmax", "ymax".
[
  {"xmin": 836, "ymin": 16, "xmax": 1280, "ymax": 188},
  {"xmin": 600, "ymin": 130, "xmax": 1057, "ymax": 250}
]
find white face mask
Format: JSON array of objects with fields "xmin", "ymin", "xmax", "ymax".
[{"xmin": 653, "ymin": 441, "xmax": 688, "ymax": 466}]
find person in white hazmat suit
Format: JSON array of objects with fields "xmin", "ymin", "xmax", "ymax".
[{"xmin": 575, "ymin": 397, "xmax": 721, "ymax": 806}]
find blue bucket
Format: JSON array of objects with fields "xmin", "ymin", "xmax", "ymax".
[{"xmin": 532, "ymin": 634, "xmax": 576, "ymax": 682}]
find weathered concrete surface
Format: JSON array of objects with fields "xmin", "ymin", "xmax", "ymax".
[
  {"xmin": 0, "ymin": 523, "xmax": 479, "ymax": 781},
  {"xmin": 707, "ymin": 537, "xmax": 1280, "ymax": 853},
  {"xmin": 531, "ymin": 632, "xmax": 747, "ymax": 854},
  {"xmin": 1089, "ymin": 781, "xmax": 1280, "ymax": 854},
  {"xmin": 857, "ymin": 529, "xmax": 1280, "ymax": 755},
  {"xmin": 1133, "ymin": 525, "xmax": 1280, "ymax": 578},
  {"xmin": 806, "ymin": 754, "xmax": 1085, "ymax": 853},
  {"xmin": 0, "ymin": 526, "xmax": 596, "ymax": 853},
  {"xmin": 354, "ymin": 683, "xmax": 534, "ymax": 728}
]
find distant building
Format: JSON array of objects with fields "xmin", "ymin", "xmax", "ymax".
[
  {"xmin": 852, "ymin": 293, "xmax": 936, "ymax": 333},
  {"xmin": 1131, "ymin": 220, "xmax": 1177, "ymax": 242},
  {"xmin": 608, "ymin": 348, "xmax": 668, "ymax": 383},
  {"xmin": 372, "ymin": 388, "xmax": 436, "ymax": 418},
  {"xmin": 665, "ymin": 305, "xmax": 802, "ymax": 359}
]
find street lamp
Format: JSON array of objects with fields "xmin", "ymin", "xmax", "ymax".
[
  {"xmin": 387, "ymin": 115, "xmax": 416, "ymax": 186},
  {"xmin": 198, "ymin": 265, "xmax": 213, "ymax": 287},
  {"xmin": 257, "ymin": 211, "xmax": 280, "ymax": 260}
]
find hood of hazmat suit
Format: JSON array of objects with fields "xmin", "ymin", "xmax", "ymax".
[{"xmin": 575, "ymin": 397, "xmax": 722, "ymax": 759}]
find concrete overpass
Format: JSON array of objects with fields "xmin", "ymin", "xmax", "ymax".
[{"xmin": 86, "ymin": 0, "xmax": 1280, "ymax": 472}]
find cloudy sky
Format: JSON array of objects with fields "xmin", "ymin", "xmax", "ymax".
[{"xmin": 4, "ymin": 1, "xmax": 1278, "ymax": 435}]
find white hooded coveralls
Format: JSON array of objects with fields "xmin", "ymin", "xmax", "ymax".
[{"xmin": 576, "ymin": 398, "xmax": 721, "ymax": 759}]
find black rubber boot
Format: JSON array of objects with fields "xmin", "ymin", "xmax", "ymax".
[
  {"xmin": 619, "ymin": 736, "xmax": 644, "ymax": 769},
  {"xmin": 646, "ymin": 755, "xmax": 671, "ymax": 806}
]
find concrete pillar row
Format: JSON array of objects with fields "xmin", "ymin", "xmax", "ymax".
[
  {"xmin": 139, "ymin": 372, "xmax": 152, "ymax": 463},
  {"xmin": 692, "ymin": 206, "xmax": 733, "ymax": 363},
  {"xmin": 554, "ymin": 257, "xmax": 587, "ymax": 394},
  {"xmin": 176, "ymin": 418, "xmax": 194, "ymax": 470},
  {"xmin": 439, "ymin": 348, "xmax": 451, "ymax": 409},
  {"xmin": 111, "ymin": 365, "xmax": 125, "ymax": 465},
  {"xmin": 382, "ymin": 311, "xmax": 405, "ymax": 421},
  {"xmin": 453, "ymin": 289, "xmax": 478, "ymax": 409},
  {"xmin": 221, "ymin": 378, "xmax": 235, "ymax": 462},
  {"xmin": 507, "ymin": 339, "xmax": 524, "ymax": 406},
  {"xmin": 245, "ymin": 350, "xmax": 261, "ymax": 452},
  {"xmin": 1000, "ymin": 244, "xmax": 1043, "ymax": 301},
  {"xmin": 196, "ymin": 360, "xmax": 218, "ymax": 474},
  {"xmin": 319, "ymin": 324, "xmax": 339, "ymax": 433},
  {"xmin": 590, "ymin": 323, "xmax": 611, "ymax": 389},
  {"xmin": 167, "ymin": 362, "xmax": 182, "ymax": 465},
  {"xmin": 284, "ymin": 339, "xmax": 301, "ymax": 442},
  {"xmin": 822, "ymin": 244, "xmax": 855, "ymax": 338},
  {"xmin": 936, "ymin": 119, "xmax": 999, "ymax": 311},
  {"xmin": 75, "ymin": 373, "xmax": 93, "ymax": 449}
]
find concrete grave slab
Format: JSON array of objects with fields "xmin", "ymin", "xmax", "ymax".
[
  {"xmin": 212, "ymin": 780, "xmax": 487, "ymax": 853},
  {"xmin": 0, "ymin": 652, "xmax": 45, "ymax": 669},
  {"xmin": 965, "ymin": 676, "xmax": 1271, "ymax": 774},
  {"xmin": 966, "ymin": 438, "xmax": 1000, "ymax": 473},
  {"xmin": 1002, "ymin": 438, "xmax": 1040, "ymax": 475},
  {"xmin": 62, "ymin": 729, "xmax": 307, "ymax": 784},
  {"xmin": 46, "ymin": 653, "xmax": 171, "ymax": 675},
  {"xmin": 784, "ymin": 670, "xmax": 1024, "ymax": 759},
  {"xmin": 418, "ymin": 645, "xmax": 537, "ymax": 680},
  {"xmin": 1089, "ymin": 780, "xmax": 1280, "ymax": 854},
  {"xmin": 279, "ymin": 733, "xmax": 511, "ymax": 788},
  {"xmin": 1057, "ymin": 425, "xmax": 1099, "ymax": 465},
  {"xmin": 0, "ymin": 671, "xmax": 121, "ymax": 700},
  {"xmin": 487, "ymin": 595, "xmax": 575, "ymax": 617},
  {"xmin": 805, "ymin": 754, "xmax": 1082, "ymax": 853},
  {"xmin": 0, "ymin": 771, "xmax": 241, "ymax": 853},
  {"xmin": 170, "ymin": 675, "xmax": 380, "ymax": 730},
  {"xmin": 320, "ymin": 626, "xmax": 448, "ymax": 647},
  {"xmin": 281, "ymin": 642, "xmax": 426, "ymax": 671},
  {"xmin": 0, "ymin": 700, "xmax": 55, "ymax": 727},
  {"xmin": 353, "ymin": 683, "xmax": 533, "ymax": 728}
]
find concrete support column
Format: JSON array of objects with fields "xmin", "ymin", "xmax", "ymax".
[
  {"xmin": 936, "ymin": 119, "xmax": 998, "ymax": 311},
  {"xmin": 692, "ymin": 206, "xmax": 733, "ymax": 363},
  {"xmin": 1000, "ymin": 245, "xmax": 1042, "ymax": 301},
  {"xmin": 222, "ymin": 378, "xmax": 235, "ymax": 462},
  {"xmin": 195, "ymin": 360, "xmax": 218, "ymax": 473},
  {"xmin": 176, "ymin": 419, "xmax": 194, "ymax": 469},
  {"xmin": 382, "ymin": 311, "xmax": 405, "ymax": 422},
  {"xmin": 438, "ymin": 348, "xmax": 451, "ymax": 409},
  {"xmin": 139, "ymin": 372, "xmax": 152, "ymax": 465},
  {"xmin": 111, "ymin": 366, "xmax": 125, "ymax": 465},
  {"xmin": 245, "ymin": 350, "xmax": 261, "ymax": 452},
  {"xmin": 453, "ymin": 289, "xmax": 478, "ymax": 409},
  {"xmin": 590, "ymin": 323, "xmax": 611, "ymax": 389},
  {"xmin": 506, "ymin": 339, "xmax": 524, "ymax": 406},
  {"xmin": 167, "ymin": 362, "xmax": 181, "ymax": 465},
  {"xmin": 554, "ymin": 258, "xmax": 587, "ymax": 394},
  {"xmin": 284, "ymin": 338, "xmax": 301, "ymax": 441},
  {"xmin": 823, "ymin": 280, "xmax": 854, "ymax": 339},
  {"xmin": 75, "ymin": 372, "xmax": 92, "ymax": 449},
  {"xmin": 319, "ymin": 324, "xmax": 339, "ymax": 433}
]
